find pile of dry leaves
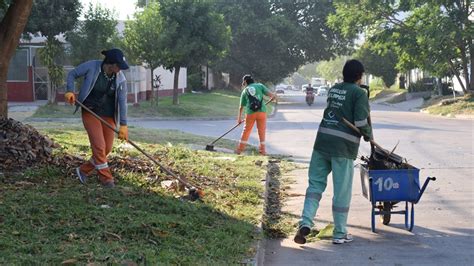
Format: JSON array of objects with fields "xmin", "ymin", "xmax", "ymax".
[{"xmin": 0, "ymin": 118, "xmax": 58, "ymax": 171}]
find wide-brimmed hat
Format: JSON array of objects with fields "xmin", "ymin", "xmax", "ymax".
[{"xmin": 101, "ymin": 48, "xmax": 129, "ymax": 70}]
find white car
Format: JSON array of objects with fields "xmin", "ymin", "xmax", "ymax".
[{"xmin": 317, "ymin": 86, "xmax": 328, "ymax": 96}]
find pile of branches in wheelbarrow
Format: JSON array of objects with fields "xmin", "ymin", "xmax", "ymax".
[{"xmin": 360, "ymin": 144, "xmax": 412, "ymax": 170}]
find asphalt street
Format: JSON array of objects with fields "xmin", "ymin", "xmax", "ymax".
[{"xmin": 131, "ymin": 91, "xmax": 474, "ymax": 265}]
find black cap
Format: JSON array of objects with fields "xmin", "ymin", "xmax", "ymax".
[
  {"xmin": 101, "ymin": 48, "xmax": 129, "ymax": 70},
  {"xmin": 242, "ymin": 74, "xmax": 254, "ymax": 84}
]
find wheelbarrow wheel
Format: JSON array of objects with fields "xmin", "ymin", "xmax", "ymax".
[{"xmin": 380, "ymin": 202, "xmax": 391, "ymax": 225}]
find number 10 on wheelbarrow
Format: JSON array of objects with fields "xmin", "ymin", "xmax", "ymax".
[{"xmin": 360, "ymin": 165, "xmax": 436, "ymax": 232}]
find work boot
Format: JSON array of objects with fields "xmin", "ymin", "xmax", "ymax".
[
  {"xmin": 294, "ymin": 226, "xmax": 311, "ymax": 244},
  {"xmin": 75, "ymin": 167, "xmax": 88, "ymax": 184},
  {"xmin": 333, "ymin": 234, "xmax": 353, "ymax": 244}
]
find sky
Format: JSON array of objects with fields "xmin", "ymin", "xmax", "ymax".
[{"xmin": 79, "ymin": 0, "xmax": 138, "ymax": 20}]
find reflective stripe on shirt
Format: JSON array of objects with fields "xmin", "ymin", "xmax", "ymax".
[
  {"xmin": 354, "ymin": 119, "xmax": 368, "ymax": 127},
  {"xmin": 319, "ymin": 127, "xmax": 360, "ymax": 144}
]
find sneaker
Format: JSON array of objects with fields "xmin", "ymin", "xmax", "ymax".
[
  {"xmin": 75, "ymin": 167, "xmax": 87, "ymax": 184},
  {"xmin": 333, "ymin": 234, "xmax": 353, "ymax": 244},
  {"xmin": 294, "ymin": 226, "xmax": 311, "ymax": 245}
]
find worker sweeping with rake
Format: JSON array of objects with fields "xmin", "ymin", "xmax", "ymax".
[
  {"xmin": 64, "ymin": 48, "xmax": 130, "ymax": 188},
  {"xmin": 64, "ymin": 49, "xmax": 203, "ymax": 200},
  {"xmin": 235, "ymin": 75, "xmax": 276, "ymax": 155}
]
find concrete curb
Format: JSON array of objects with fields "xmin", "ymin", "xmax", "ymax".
[
  {"xmin": 252, "ymin": 163, "xmax": 271, "ymax": 266},
  {"xmin": 251, "ymin": 159, "xmax": 280, "ymax": 265}
]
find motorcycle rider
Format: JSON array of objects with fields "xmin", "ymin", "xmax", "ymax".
[{"xmin": 306, "ymin": 83, "xmax": 315, "ymax": 105}]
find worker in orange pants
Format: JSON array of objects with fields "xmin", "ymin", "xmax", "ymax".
[
  {"xmin": 78, "ymin": 111, "xmax": 116, "ymax": 185},
  {"xmin": 236, "ymin": 75, "xmax": 275, "ymax": 155},
  {"xmin": 237, "ymin": 112, "xmax": 267, "ymax": 154},
  {"xmin": 65, "ymin": 48, "xmax": 130, "ymax": 188}
]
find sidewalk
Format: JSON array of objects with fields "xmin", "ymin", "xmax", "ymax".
[
  {"xmin": 371, "ymin": 95, "xmax": 424, "ymax": 112},
  {"xmin": 262, "ymin": 166, "xmax": 469, "ymax": 265},
  {"xmin": 7, "ymin": 101, "xmax": 47, "ymax": 122}
]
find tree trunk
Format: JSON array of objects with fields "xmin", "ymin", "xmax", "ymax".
[
  {"xmin": 448, "ymin": 59, "xmax": 468, "ymax": 94},
  {"xmin": 172, "ymin": 66, "xmax": 180, "ymax": 105},
  {"xmin": 0, "ymin": 0, "xmax": 33, "ymax": 119},
  {"xmin": 206, "ymin": 64, "xmax": 209, "ymax": 90},
  {"xmin": 470, "ymin": 42, "xmax": 474, "ymax": 92},
  {"xmin": 437, "ymin": 77, "xmax": 443, "ymax": 95},
  {"xmin": 459, "ymin": 45, "xmax": 470, "ymax": 93},
  {"xmin": 47, "ymin": 81, "xmax": 57, "ymax": 104},
  {"xmin": 150, "ymin": 68, "xmax": 154, "ymax": 101}
]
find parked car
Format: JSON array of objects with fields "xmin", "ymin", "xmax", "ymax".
[
  {"xmin": 276, "ymin": 87, "xmax": 285, "ymax": 94},
  {"xmin": 317, "ymin": 86, "xmax": 328, "ymax": 96}
]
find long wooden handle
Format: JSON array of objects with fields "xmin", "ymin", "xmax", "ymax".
[
  {"xmin": 340, "ymin": 117, "xmax": 387, "ymax": 154},
  {"xmin": 210, "ymin": 98, "xmax": 275, "ymax": 145},
  {"xmin": 75, "ymin": 100, "xmax": 199, "ymax": 190}
]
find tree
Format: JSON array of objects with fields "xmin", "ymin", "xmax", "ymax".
[
  {"xmin": 66, "ymin": 3, "xmax": 119, "ymax": 66},
  {"xmin": 39, "ymin": 38, "xmax": 66, "ymax": 103},
  {"xmin": 160, "ymin": 0, "xmax": 230, "ymax": 104},
  {"xmin": 316, "ymin": 56, "xmax": 347, "ymax": 84},
  {"xmin": 126, "ymin": 0, "xmax": 230, "ymax": 105},
  {"xmin": 0, "ymin": 0, "xmax": 33, "ymax": 119},
  {"xmin": 297, "ymin": 62, "xmax": 319, "ymax": 81},
  {"xmin": 25, "ymin": 0, "xmax": 81, "ymax": 103},
  {"xmin": 124, "ymin": 3, "xmax": 163, "ymax": 102},
  {"xmin": 287, "ymin": 72, "xmax": 309, "ymax": 90},
  {"xmin": 355, "ymin": 44, "xmax": 398, "ymax": 88},
  {"xmin": 329, "ymin": 0, "xmax": 473, "ymax": 93},
  {"xmin": 214, "ymin": 0, "xmax": 352, "ymax": 87}
]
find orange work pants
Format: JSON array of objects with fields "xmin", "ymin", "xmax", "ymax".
[
  {"xmin": 79, "ymin": 111, "xmax": 116, "ymax": 184},
  {"xmin": 236, "ymin": 112, "xmax": 267, "ymax": 155}
]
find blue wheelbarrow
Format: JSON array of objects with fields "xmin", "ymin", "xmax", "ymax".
[{"xmin": 360, "ymin": 165, "xmax": 436, "ymax": 232}]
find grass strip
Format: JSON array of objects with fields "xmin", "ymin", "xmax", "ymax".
[
  {"xmin": 0, "ymin": 124, "xmax": 267, "ymax": 264},
  {"xmin": 422, "ymin": 94, "xmax": 474, "ymax": 116},
  {"xmin": 32, "ymin": 90, "xmax": 274, "ymax": 119}
]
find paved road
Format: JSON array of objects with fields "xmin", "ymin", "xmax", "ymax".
[{"xmin": 131, "ymin": 94, "xmax": 473, "ymax": 265}]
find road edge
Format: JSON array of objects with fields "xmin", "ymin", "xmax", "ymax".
[{"xmin": 249, "ymin": 159, "xmax": 280, "ymax": 266}]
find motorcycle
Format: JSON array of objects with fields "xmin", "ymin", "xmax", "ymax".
[{"xmin": 305, "ymin": 89, "xmax": 315, "ymax": 106}]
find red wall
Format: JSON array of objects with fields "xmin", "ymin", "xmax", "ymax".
[{"xmin": 7, "ymin": 67, "xmax": 34, "ymax": 102}]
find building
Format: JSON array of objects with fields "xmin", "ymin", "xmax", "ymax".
[{"xmin": 7, "ymin": 28, "xmax": 187, "ymax": 102}]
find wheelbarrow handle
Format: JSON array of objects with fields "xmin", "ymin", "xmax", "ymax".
[
  {"xmin": 415, "ymin": 176, "xmax": 436, "ymax": 204},
  {"xmin": 75, "ymin": 100, "xmax": 201, "ymax": 190}
]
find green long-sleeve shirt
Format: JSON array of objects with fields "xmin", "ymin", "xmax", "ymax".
[{"xmin": 314, "ymin": 82, "xmax": 373, "ymax": 159}]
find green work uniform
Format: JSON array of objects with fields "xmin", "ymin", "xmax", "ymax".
[
  {"xmin": 299, "ymin": 82, "xmax": 372, "ymax": 239},
  {"xmin": 240, "ymin": 83, "xmax": 270, "ymax": 114}
]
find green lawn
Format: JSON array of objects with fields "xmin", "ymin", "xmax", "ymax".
[
  {"xmin": 0, "ymin": 124, "xmax": 267, "ymax": 264},
  {"xmin": 422, "ymin": 94, "xmax": 474, "ymax": 116},
  {"xmin": 32, "ymin": 90, "xmax": 275, "ymax": 119},
  {"xmin": 370, "ymin": 88, "xmax": 405, "ymax": 100},
  {"xmin": 31, "ymin": 122, "xmax": 241, "ymax": 152}
]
